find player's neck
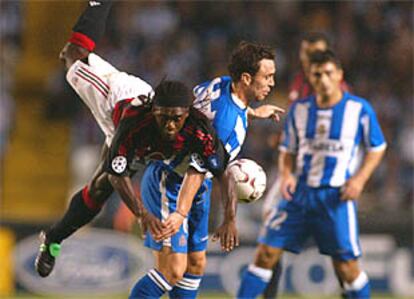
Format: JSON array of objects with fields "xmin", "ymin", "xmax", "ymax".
[
  {"xmin": 316, "ymin": 89, "xmax": 343, "ymax": 108},
  {"xmin": 231, "ymin": 82, "xmax": 249, "ymax": 106}
]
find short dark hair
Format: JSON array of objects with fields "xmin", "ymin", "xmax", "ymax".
[
  {"xmin": 152, "ymin": 80, "xmax": 192, "ymax": 108},
  {"xmin": 302, "ymin": 32, "xmax": 330, "ymax": 46},
  {"xmin": 228, "ymin": 41, "xmax": 275, "ymax": 82},
  {"xmin": 309, "ymin": 49, "xmax": 342, "ymax": 69}
]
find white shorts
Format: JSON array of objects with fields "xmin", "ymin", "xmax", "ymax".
[{"xmin": 66, "ymin": 53, "xmax": 154, "ymax": 145}]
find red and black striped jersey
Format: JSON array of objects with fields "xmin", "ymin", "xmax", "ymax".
[{"xmin": 106, "ymin": 99, "xmax": 229, "ymax": 177}]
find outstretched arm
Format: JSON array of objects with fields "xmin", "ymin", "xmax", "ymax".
[
  {"xmin": 247, "ymin": 105, "xmax": 285, "ymax": 122},
  {"xmin": 60, "ymin": 0, "xmax": 113, "ymax": 70}
]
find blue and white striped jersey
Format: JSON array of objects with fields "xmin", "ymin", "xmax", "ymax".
[
  {"xmin": 280, "ymin": 92, "xmax": 386, "ymax": 188},
  {"xmin": 193, "ymin": 76, "xmax": 248, "ymax": 162}
]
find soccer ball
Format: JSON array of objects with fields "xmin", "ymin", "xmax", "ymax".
[{"xmin": 227, "ymin": 158, "xmax": 267, "ymax": 203}]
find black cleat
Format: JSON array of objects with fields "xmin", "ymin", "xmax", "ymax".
[{"xmin": 34, "ymin": 231, "xmax": 61, "ymax": 277}]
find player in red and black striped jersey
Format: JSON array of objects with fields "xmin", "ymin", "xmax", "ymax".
[
  {"xmin": 106, "ymin": 87, "xmax": 228, "ymax": 180},
  {"xmin": 34, "ymin": 1, "xmax": 231, "ymax": 279}
]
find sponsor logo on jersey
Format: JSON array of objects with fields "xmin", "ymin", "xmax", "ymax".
[
  {"xmin": 111, "ymin": 156, "xmax": 127, "ymax": 173},
  {"xmin": 307, "ymin": 140, "xmax": 344, "ymax": 152}
]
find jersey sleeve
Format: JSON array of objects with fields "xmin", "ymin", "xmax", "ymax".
[
  {"xmin": 189, "ymin": 140, "xmax": 229, "ymax": 177},
  {"xmin": 360, "ymin": 102, "xmax": 387, "ymax": 152},
  {"xmin": 104, "ymin": 118, "xmax": 136, "ymax": 176},
  {"xmin": 188, "ymin": 114, "xmax": 230, "ymax": 177},
  {"xmin": 192, "ymin": 77, "xmax": 222, "ymax": 120},
  {"xmin": 279, "ymin": 106, "xmax": 298, "ymax": 154},
  {"xmin": 66, "ymin": 53, "xmax": 115, "ymax": 106}
]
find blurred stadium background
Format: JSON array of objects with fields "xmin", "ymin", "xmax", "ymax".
[{"xmin": 0, "ymin": 1, "xmax": 413, "ymax": 298}]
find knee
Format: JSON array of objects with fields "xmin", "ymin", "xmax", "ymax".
[
  {"xmin": 187, "ymin": 254, "xmax": 206, "ymax": 275},
  {"xmin": 334, "ymin": 260, "xmax": 361, "ymax": 283},
  {"xmin": 162, "ymin": 266, "xmax": 185, "ymax": 285},
  {"xmin": 254, "ymin": 244, "xmax": 281, "ymax": 269}
]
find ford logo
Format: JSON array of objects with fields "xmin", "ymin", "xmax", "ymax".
[{"xmin": 14, "ymin": 228, "xmax": 152, "ymax": 296}]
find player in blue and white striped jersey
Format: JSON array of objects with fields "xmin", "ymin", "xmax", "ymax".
[
  {"xmin": 237, "ymin": 50, "xmax": 386, "ymax": 299},
  {"xmin": 132, "ymin": 42, "xmax": 284, "ymax": 299}
]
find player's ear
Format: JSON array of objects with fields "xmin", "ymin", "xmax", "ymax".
[{"xmin": 240, "ymin": 72, "xmax": 252, "ymax": 86}]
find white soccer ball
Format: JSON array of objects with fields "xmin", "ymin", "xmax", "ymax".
[{"xmin": 227, "ymin": 158, "xmax": 267, "ymax": 203}]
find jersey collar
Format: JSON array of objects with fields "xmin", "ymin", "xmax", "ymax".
[{"xmin": 231, "ymin": 92, "xmax": 247, "ymax": 109}]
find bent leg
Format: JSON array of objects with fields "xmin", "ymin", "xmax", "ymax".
[
  {"xmin": 237, "ymin": 244, "xmax": 284, "ymax": 299},
  {"xmin": 46, "ymin": 144, "xmax": 112, "ymax": 243},
  {"xmin": 129, "ymin": 247, "xmax": 187, "ymax": 299},
  {"xmin": 333, "ymin": 259, "xmax": 370, "ymax": 299},
  {"xmin": 169, "ymin": 250, "xmax": 206, "ymax": 299}
]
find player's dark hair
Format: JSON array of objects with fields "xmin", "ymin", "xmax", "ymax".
[
  {"xmin": 302, "ymin": 32, "xmax": 330, "ymax": 47},
  {"xmin": 228, "ymin": 41, "xmax": 275, "ymax": 82},
  {"xmin": 152, "ymin": 80, "xmax": 192, "ymax": 108},
  {"xmin": 309, "ymin": 49, "xmax": 342, "ymax": 69}
]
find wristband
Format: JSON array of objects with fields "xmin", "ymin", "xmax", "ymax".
[
  {"xmin": 68, "ymin": 32, "xmax": 96, "ymax": 51},
  {"xmin": 176, "ymin": 210, "xmax": 187, "ymax": 218}
]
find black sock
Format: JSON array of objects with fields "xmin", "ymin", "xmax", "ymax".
[
  {"xmin": 263, "ymin": 260, "xmax": 283, "ymax": 299},
  {"xmin": 45, "ymin": 189, "xmax": 101, "ymax": 244}
]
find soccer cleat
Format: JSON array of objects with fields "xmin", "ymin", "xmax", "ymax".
[{"xmin": 34, "ymin": 231, "xmax": 61, "ymax": 277}]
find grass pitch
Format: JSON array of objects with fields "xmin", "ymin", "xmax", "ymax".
[{"xmin": 2, "ymin": 293, "xmax": 412, "ymax": 299}]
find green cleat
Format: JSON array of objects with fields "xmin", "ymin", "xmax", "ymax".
[{"xmin": 34, "ymin": 231, "xmax": 61, "ymax": 277}]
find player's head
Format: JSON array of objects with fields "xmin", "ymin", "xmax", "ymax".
[
  {"xmin": 308, "ymin": 50, "xmax": 343, "ymax": 98},
  {"xmin": 300, "ymin": 32, "xmax": 330, "ymax": 73},
  {"xmin": 152, "ymin": 80, "xmax": 192, "ymax": 141},
  {"xmin": 228, "ymin": 41, "xmax": 276, "ymax": 101}
]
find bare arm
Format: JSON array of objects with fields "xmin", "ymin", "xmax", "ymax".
[
  {"xmin": 247, "ymin": 105, "xmax": 285, "ymax": 122},
  {"xmin": 108, "ymin": 174, "xmax": 144, "ymax": 217},
  {"xmin": 108, "ymin": 174, "xmax": 166, "ymax": 239},
  {"xmin": 160, "ymin": 167, "xmax": 206, "ymax": 239},
  {"xmin": 212, "ymin": 169, "xmax": 239, "ymax": 252},
  {"xmin": 278, "ymin": 150, "xmax": 297, "ymax": 200},
  {"xmin": 341, "ymin": 149, "xmax": 386, "ymax": 200}
]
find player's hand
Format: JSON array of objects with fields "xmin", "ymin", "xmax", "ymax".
[
  {"xmin": 158, "ymin": 212, "xmax": 186, "ymax": 240},
  {"xmin": 211, "ymin": 220, "xmax": 239, "ymax": 252},
  {"xmin": 141, "ymin": 212, "xmax": 166, "ymax": 242},
  {"xmin": 252, "ymin": 105, "xmax": 285, "ymax": 122},
  {"xmin": 280, "ymin": 174, "xmax": 296, "ymax": 200},
  {"xmin": 340, "ymin": 176, "xmax": 365, "ymax": 201}
]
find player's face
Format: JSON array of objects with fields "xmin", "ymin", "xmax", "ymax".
[
  {"xmin": 300, "ymin": 40, "xmax": 328, "ymax": 73},
  {"xmin": 308, "ymin": 62, "xmax": 343, "ymax": 98},
  {"xmin": 249, "ymin": 58, "xmax": 276, "ymax": 101},
  {"xmin": 153, "ymin": 106, "xmax": 189, "ymax": 141}
]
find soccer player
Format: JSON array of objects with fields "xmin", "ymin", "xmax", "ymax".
[
  {"xmin": 36, "ymin": 4, "xmax": 284, "ymax": 299},
  {"xmin": 288, "ymin": 32, "xmax": 350, "ymax": 104},
  {"xmin": 129, "ymin": 41, "xmax": 283, "ymax": 299},
  {"xmin": 34, "ymin": 1, "xmax": 231, "ymax": 280},
  {"xmin": 263, "ymin": 33, "xmax": 352, "ymax": 299},
  {"xmin": 237, "ymin": 50, "xmax": 386, "ymax": 299}
]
